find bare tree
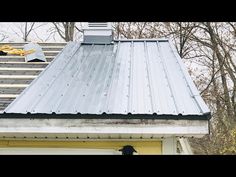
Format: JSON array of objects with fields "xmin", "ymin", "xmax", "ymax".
[
  {"xmin": 113, "ymin": 22, "xmax": 236, "ymax": 154},
  {"xmin": 113, "ymin": 22, "xmax": 162, "ymax": 39},
  {"xmin": 51, "ymin": 22, "xmax": 83, "ymax": 42},
  {"xmin": 11, "ymin": 22, "xmax": 45, "ymax": 42},
  {"xmin": 184, "ymin": 22, "xmax": 236, "ymax": 154},
  {"xmin": 0, "ymin": 24, "xmax": 9, "ymax": 42},
  {"xmin": 0, "ymin": 33, "xmax": 8, "ymax": 42},
  {"xmin": 160, "ymin": 22, "xmax": 198, "ymax": 58}
]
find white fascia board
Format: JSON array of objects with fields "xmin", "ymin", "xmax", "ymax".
[{"xmin": 0, "ymin": 119, "xmax": 209, "ymax": 138}]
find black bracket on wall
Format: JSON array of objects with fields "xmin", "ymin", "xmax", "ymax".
[{"xmin": 119, "ymin": 145, "xmax": 137, "ymax": 155}]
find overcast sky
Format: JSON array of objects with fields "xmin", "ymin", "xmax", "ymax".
[{"xmin": 0, "ymin": 22, "xmax": 83, "ymax": 42}]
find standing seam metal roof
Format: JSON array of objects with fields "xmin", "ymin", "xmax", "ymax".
[{"xmin": 2, "ymin": 39, "xmax": 211, "ymax": 119}]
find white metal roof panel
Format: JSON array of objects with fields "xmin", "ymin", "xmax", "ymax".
[{"xmin": 2, "ymin": 39, "xmax": 211, "ymax": 119}]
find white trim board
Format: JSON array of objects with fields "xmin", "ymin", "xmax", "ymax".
[
  {"xmin": 178, "ymin": 138, "xmax": 193, "ymax": 154},
  {"xmin": 0, "ymin": 119, "xmax": 209, "ymax": 139},
  {"xmin": 162, "ymin": 137, "xmax": 177, "ymax": 155},
  {"xmin": 0, "ymin": 148, "xmax": 122, "ymax": 155}
]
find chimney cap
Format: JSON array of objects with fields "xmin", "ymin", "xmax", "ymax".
[
  {"xmin": 83, "ymin": 22, "xmax": 112, "ymax": 30},
  {"xmin": 82, "ymin": 22, "xmax": 113, "ymax": 44}
]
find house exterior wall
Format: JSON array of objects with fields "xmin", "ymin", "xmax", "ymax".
[
  {"xmin": 0, "ymin": 139, "xmax": 164, "ymax": 155},
  {"xmin": 0, "ymin": 118, "xmax": 205, "ymax": 155}
]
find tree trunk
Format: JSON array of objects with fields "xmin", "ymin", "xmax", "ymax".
[
  {"xmin": 206, "ymin": 22, "xmax": 234, "ymax": 126},
  {"xmin": 24, "ymin": 22, "xmax": 28, "ymax": 42},
  {"xmin": 53, "ymin": 22, "xmax": 75, "ymax": 42}
]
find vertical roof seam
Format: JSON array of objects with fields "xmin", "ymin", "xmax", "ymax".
[
  {"xmin": 156, "ymin": 41, "xmax": 179, "ymax": 114},
  {"xmin": 104, "ymin": 42, "xmax": 121, "ymax": 113},
  {"xmin": 73, "ymin": 44, "xmax": 106, "ymax": 112},
  {"xmin": 98, "ymin": 45, "xmax": 118, "ymax": 113},
  {"xmin": 168, "ymin": 41, "xmax": 204, "ymax": 114},
  {"xmin": 128, "ymin": 41, "xmax": 134, "ymax": 113},
  {"xmin": 55, "ymin": 44, "xmax": 95, "ymax": 113},
  {"xmin": 89, "ymin": 44, "xmax": 114, "ymax": 113},
  {"xmin": 28, "ymin": 43, "xmax": 81, "ymax": 113},
  {"xmin": 144, "ymin": 41, "xmax": 154, "ymax": 113},
  {"xmin": 53, "ymin": 44, "xmax": 96, "ymax": 113}
]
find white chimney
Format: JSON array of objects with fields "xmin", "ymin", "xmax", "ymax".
[{"xmin": 83, "ymin": 22, "xmax": 113, "ymax": 44}]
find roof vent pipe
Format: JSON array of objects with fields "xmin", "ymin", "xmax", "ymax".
[{"xmin": 82, "ymin": 22, "xmax": 113, "ymax": 44}]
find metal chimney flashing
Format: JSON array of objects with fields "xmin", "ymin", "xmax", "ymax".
[{"xmin": 83, "ymin": 22, "xmax": 113, "ymax": 44}]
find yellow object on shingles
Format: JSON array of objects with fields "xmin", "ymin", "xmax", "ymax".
[{"xmin": 0, "ymin": 45, "xmax": 35, "ymax": 56}]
